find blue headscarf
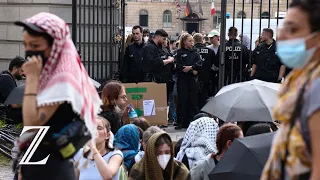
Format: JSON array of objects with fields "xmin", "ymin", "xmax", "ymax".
[{"xmin": 114, "ymin": 124, "xmax": 140, "ymax": 170}]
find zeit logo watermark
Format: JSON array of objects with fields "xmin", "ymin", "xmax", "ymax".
[{"xmin": 18, "ymin": 126, "xmax": 50, "ymax": 165}]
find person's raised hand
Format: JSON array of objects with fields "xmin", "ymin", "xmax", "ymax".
[{"xmin": 23, "ymin": 55, "xmax": 43, "ymax": 78}]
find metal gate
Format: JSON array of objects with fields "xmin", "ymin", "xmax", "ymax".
[
  {"xmin": 71, "ymin": 0, "xmax": 125, "ymax": 88},
  {"xmin": 218, "ymin": 0, "xmax": 291, "ymax": 89}
]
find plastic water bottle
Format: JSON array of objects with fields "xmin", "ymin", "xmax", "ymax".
[{"xmin": 128, "ymin": 104, "xmax": 138, "ymax": 119}]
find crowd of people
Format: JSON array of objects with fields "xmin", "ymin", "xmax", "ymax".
[
  {"xmin": 0, "ymin": 0, "xmax": 319, "ymax": 179},
  {"xmin": 119, "ymin": 21, "xmax": 289, "ymax": 130}
]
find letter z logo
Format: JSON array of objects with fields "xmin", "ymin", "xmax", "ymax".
[{"xmin": 19, "ymin": 126, "xmax": 50, "ymax": 165}]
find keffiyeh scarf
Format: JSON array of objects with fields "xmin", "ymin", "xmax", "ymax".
[
  {"xmin": 24, "ymin": 12, "xmax": 101, "ymax": 139},
  {"xmin": 176, "ymin": 117, "xmax": 219, "ymax": 169}
]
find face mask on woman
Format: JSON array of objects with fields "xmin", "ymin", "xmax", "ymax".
[
  {"xmin": 157, "ymin": 154, "xmax": 171, "ymax": 170},
  {"xmin": 276, "ymin": 32, "xmax": 319, "ymax": 68},
  {"xmin": 144, "ymin": 36, "xmax": 149, "ymax": 43}
]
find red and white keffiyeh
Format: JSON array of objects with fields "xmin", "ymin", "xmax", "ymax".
[{"xmin": 24, "ymin": 12, "xmax": 101, "ymax": 139}]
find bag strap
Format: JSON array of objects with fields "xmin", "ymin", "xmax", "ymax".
[{"xmin": 280, "ymin": 62, "xmax": 320, "ymax": 180}]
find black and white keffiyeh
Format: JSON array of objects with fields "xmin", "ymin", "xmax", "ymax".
[{"xmin": 176, "ymin": 117, "xmax": 219, "ymax": 169}]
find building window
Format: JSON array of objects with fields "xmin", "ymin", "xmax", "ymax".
[
  {"xmin": 139, "ymin": 9, "xmax": 148, "ymax": 27},
  {"xmin": 213, "ymin": 11, "xmax": 221, "ymax": 28},
  {"xmin": 163, "ymin": 10, "xmax": 172, "ymax": 28},
  {"xmin": 237, "ymin": 11, "xmax": 246, "ymax": 18},
  {"xmin": 261, "ymin": 11, "xmax": 270, "ymax": 19}
]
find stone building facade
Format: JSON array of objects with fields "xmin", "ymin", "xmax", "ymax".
[
  {"xmin": 125, "ymin": 0, "xmax": 290, "ymax": 37},
  {"xmin": 0, "ymin": 0, "xmax": 73, "ymax": 72}
]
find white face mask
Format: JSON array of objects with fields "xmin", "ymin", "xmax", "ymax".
[
  {"xmin": 157, "ymin": 154, "xmax": 171, "ymax": 170},
  {"xmin": 144, "ymin": 36, "xmax": 149, "ymax": 43}
]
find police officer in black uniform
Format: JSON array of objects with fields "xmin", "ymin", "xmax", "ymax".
[
  {"xmin": 225, "ymin": 27, "xmax": 249, "ymax": 85},
  {"xmin": 193, "ymin": 33, "xmax": 218, "ymax": 108},
  {"xmin": 175, "ymin": 33, "xmax": 202, "ymax": 129},
  {"xmin": 120, "ymin": 25, "xmax": 145, "ymax": 83},
  {"xmin": 250, "ymin": 28, "xmax": 286, "ymax": 83},
  {"xmin": 142, "ymin": 29, "xmax": 175, "ymax": 101}
]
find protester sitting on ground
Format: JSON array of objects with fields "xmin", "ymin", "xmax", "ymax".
[
  {"xmin": 135, "ymin": 126, "xmax": 164, "ymax": 163},
  {"xmin": 100, "ymin": 80, "xmax": 130, "ymax": 134},
  {"xmin": 190, "ymin": 123, "xmax": 243, "ymax": 180},
  {"xmin": 132, "ymin": 117, "xmax": 151, "ymax": 131},
  {"xmin": 114, "ymin": 124, "xmax": 142, "ymax": 172},
  {"xmin": 245, "ymin": 123, "xmax": 273, "ymax": 136},
  {"xmin": 176, "ymin": 117, "xmax": 219, "ymax": 169},
  {"xmin": 74, "ymin": 116, "xmax": 123, "ymax": 180},
  {"xmin": 129, "ymin": 132, "xmax": 190, "ymax": 180}
]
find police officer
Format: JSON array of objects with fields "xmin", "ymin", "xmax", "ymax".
[
  {"xmin": 250, "ymin": 28, "xmax": 286, "ymax": 83},
  {"xmin": 207, "ymin": 30, "xmax": 220, "ymax": 96},
  {"xmin": 225, "ymin": 27, "xmax": 249, "ymax": 85},
  {"xmin": 120, "ymin": 25, "xmax": 145, "ymax": 83},
  {"xmin": 142, "ymin": 29, "xmax": 175, "ymax": 101},
  {"xmin": 159, "ymin": 38, "xmax": 175, "ymax": 103},
  {"xmin": 175, "ymin": 33, "xmax": 202, "ymax": 130},
  {"xmin": 193, "ymin": 33, "xmax": 218, "ymax": 108}
]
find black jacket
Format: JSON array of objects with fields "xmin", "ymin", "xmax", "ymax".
[
  {"xmin": 142, "ymin": 40, "xmax": 173, "ymax": 82},
  {"xmin": 121, "ymin": 42, "xmax": 145, "ymax": 83},
  {"xmin": 225, "ymin": 38, "xmax": 249, "ymax": 75},
  {"xmin": 99, "ymin": 109, "xmax": 122, "ymax": 134},
  {"xmin": 0, "ymin": 71, "xmax": 16, "ymax": 103},
  {"xmin": 194, "ymin": 43, "xmax": 218, "ymax": 82},
  {"xmin": 175, "ymin": 48, "xmax": 202, "ymax": 78},
  {"xmin": 252, "ymin": 40, "xmax": 282, "ymax": 79}
]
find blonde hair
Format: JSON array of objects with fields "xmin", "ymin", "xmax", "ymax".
[
  {"xmin": 193, "ymin": 33, "xmax": 203, "ymax": 44},
  {"xmin": 178, "ymin": 33, "xmax": 192, "ymax": 49}
]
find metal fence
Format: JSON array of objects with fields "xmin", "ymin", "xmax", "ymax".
[
  {"xmin": 218, "ymin": 0, "xmax": 291, "ymax": 88},
  {"xmin": 71, "ymin": 0, "xmax": 291, "ymax": 90},
  {"xmin": 71, "ymin": 0, "xmax": 125, "ymax": 88}
]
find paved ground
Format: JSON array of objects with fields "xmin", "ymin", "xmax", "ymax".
[
  {"xmin": 162, "ymin": 125, "xmax": 186, "ymax": 142},
  {"xmin": 0, "ymin": 165, "xmax": 14, "ymax": 180},
  {"xmin": 0, "ymin": 125, "xmax": 186, "ymax": 179}
]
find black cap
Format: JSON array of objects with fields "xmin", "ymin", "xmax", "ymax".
[
  {"xmin": 14, "ymin": 21, "xmax": 45, "ymax": 33},
  {"xmin": 154, "ymin": 29, "xmax": 168, "ymax": 37}
]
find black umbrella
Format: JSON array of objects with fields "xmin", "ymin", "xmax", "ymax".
[
  {"xmin": 4, "ymin": 84, "xmax": 25, "ymax": 105},
  {"xmin": 209, "ymin": 132, "xmax": 275, "ymax": 180},
  {"xmin": 4, "ymin": 78, "xmax": 101, "ymax": 105}
]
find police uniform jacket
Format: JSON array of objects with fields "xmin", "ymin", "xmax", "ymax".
[
  {"xmin": 121, "ymin": 42, "xmax": 145, "ymax": 82},
  {"xmin": 194, "ymin": 43, "xmax": 218, "ymax": 82},
  {"xmin": 175, "ymin": 48, "xmax": 202, "ymax": 78},
  {"xmin": 225, "ymin": 38, "xmax": 249, "ymax": 75},
  {"xmin": 252, "ymin": 40, "xmax": 282, "ymax": 79}
]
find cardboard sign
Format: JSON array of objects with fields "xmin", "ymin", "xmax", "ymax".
[{"xmin": 124, "ymin": 82, "xmax": 167, "ymax": 125}]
